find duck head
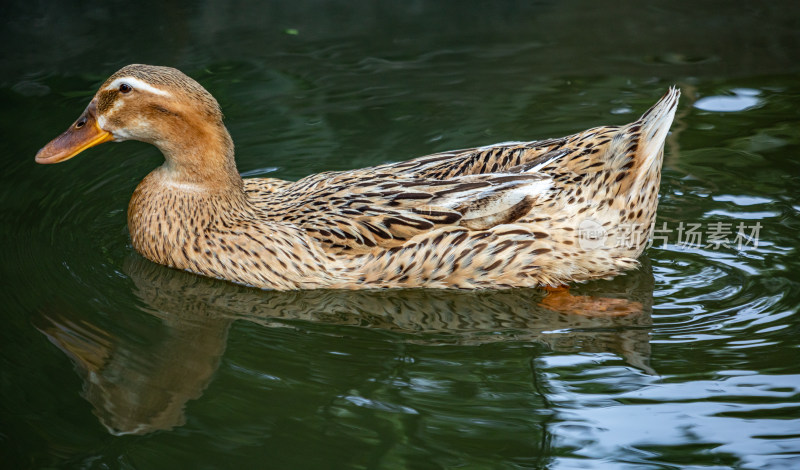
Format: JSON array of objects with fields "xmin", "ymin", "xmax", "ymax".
[{"xmin": 36, "ymin": 64, "xmax": 239, "ymax": 187}]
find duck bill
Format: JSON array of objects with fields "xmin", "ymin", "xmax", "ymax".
[{"xmin": 35, "ymin": 101, "xmax": 113, "ymax": 164}]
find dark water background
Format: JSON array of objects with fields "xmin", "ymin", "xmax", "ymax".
[{"xmin": 2, "ymin": 1, "xmax": 799, "ymax": 468}]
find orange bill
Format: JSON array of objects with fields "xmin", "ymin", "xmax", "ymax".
[{"xmin": 35, "ymin": 101, "xmax": 113, "ymax": 164}]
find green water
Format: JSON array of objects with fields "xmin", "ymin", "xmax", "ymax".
[{"xmin": 2, "ymin": 1, "xmax": 800, "ymax": 468}]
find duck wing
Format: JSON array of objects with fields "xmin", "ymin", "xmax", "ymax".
[{"xmin": 252, "ymin": 170, "xmax": 552, "ymax": 252}]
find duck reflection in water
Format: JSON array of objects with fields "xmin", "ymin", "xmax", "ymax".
[{"xmin": 34, "ymin": 255, "xmax": 655, "ymax": 436}]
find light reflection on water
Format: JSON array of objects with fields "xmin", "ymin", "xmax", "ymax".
[
  {"xmin": 694, "ymin": 89, "xmax": 763, "ymax": 113},
  {"xmin": 2, "ymin": 1, "xmax": 800, "ymax": 468}
]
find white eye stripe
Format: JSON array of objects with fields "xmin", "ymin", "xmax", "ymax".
[{"xmin": 104, "ymin": 77, "xmax": 171, "ymax": 97}]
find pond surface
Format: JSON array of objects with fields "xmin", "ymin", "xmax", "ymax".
[{"xmin": 2, "ymin": 1, "xmax": 800, "ymax": 468}]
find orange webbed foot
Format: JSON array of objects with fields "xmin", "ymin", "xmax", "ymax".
[{"xmin": 539, "ymin": 285, "xmax": 643, "ymax": 317}]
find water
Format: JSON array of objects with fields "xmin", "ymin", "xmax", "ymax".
[{"xmin": 2, "ymin": 1, "xmax": 800, "ymax": 468}]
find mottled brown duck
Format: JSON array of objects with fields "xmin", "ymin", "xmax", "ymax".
[{"xmin": 36, "ymin": 64, "xmax": 679, "ymax": 291}]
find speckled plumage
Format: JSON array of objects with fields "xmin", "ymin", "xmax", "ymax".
[{"xmin": 39, "ymin": 65, "xmax": 680, "ymax": 290}]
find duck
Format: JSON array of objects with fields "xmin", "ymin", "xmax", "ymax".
[{"xmin": 36, "ymin": 64, "xmax": 679, "ymax": 291}]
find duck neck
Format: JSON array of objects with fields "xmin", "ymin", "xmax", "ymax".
[{"xmin": 155, "ymin": 120, "xmax": 243, "ymax": 194}]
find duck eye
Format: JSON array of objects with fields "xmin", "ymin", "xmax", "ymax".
[{"xmin": 119, "ymin": 83, "xmax": 132, "ymax": 93}]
